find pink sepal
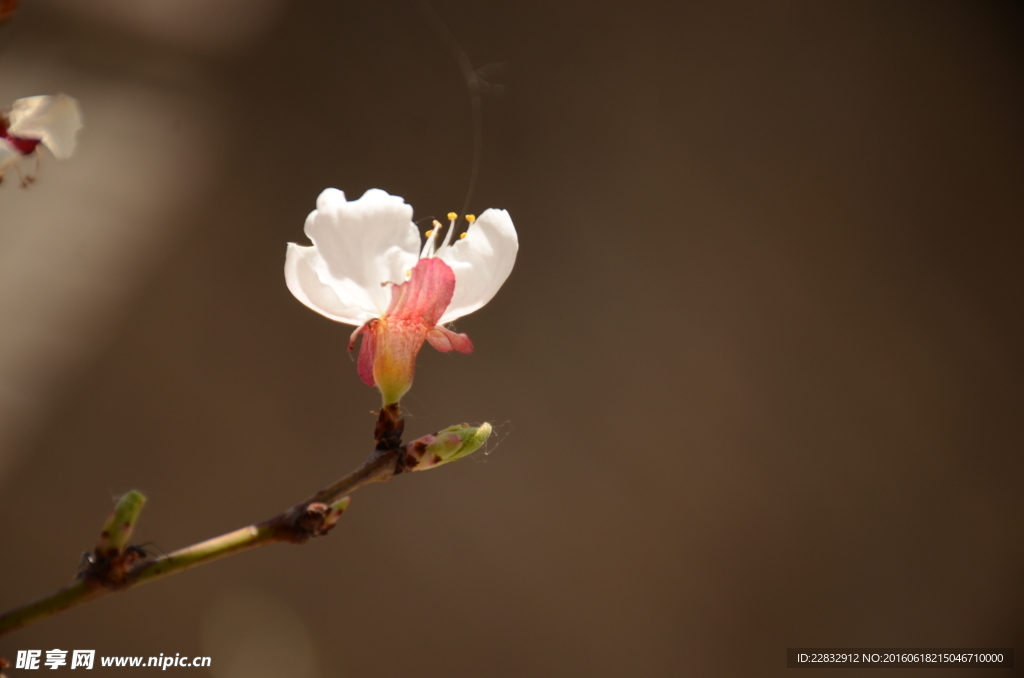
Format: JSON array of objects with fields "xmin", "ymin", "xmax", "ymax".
[
  {"xmin": 348, "ymin": 257, "xmax": 476, "ymax": 403},
  {"xmin": 349, "ymin": 321, "xmax": 377, "ymax": 387},
  {"xmin": 0, "ymin": 118, "xmax": 42, "ymax": 156},
  {"xmin": 385, "ymin": 257, "xmax": 455, "ymax": 325},
  {"xmin": 426, "ymin": 325, "xmax": 474, "ymax": 354}
]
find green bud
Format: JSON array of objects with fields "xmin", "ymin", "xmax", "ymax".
[
  {"xmin": 95, "ymin": 490, "xmax": 147, "ymax": 558},
  {"xmin": 403, "ymin": 422, "xmax": 492, "ymax": 471},
  {"xmin": 321, "ymin": 496, "xmax": 351, "ymax": 530}
]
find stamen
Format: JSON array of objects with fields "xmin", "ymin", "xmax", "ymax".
[
  {"xmin": 440, "ymin": 212, "xmax": 457, "ymax": 249},
  {"xmin": 420, "ymin": 219, "xmax": 445, "ymax": 258},
  {"xmin": 451, "ymin": 215, "xmax": 474, "ymax": 242}
]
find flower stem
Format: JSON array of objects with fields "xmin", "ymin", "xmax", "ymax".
[{"xmin": 0, "ymin": 445, "xmax": 402, "ymax": 637}]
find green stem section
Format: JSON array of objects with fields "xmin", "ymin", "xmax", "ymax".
[
  {"xmin": 133, "ymin": 523, "xmax": 276, "ymax": 583},
  {"xmin": 0, "ymin": 448, "xmax": 401, "ymax": 637},
  {"xmin": 0, "ymin": 581, "xmax": 106, "ymax": 636}
]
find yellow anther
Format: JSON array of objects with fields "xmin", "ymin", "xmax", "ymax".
[
  {"xmin": 432, "ymin": 220, "xmax": 442, "ymax": 229},
  {"xmin": 425, "ymin": 230, "xmax": 434, "ymax": 237},
  {"xmin": 465, "ymin": 214, "xmax": 476, "ymax": 223},
  {"xmin": 447, "ymin": 212, "xmax": 458, "ymax": 221},
  {"xmin": 459, "ymin": 232, "xmax": 467, "ymax": 239}
]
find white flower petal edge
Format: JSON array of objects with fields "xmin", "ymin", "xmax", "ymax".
[
  {"xmin": 8, "ymin": 94, "xmax": 83, "ymax": 159},
  {"xmin": 291, "ymin": 188, "xmax": 422, "ymax": 318},
  {"xmin": 285, "ymin": 242, "xmax": 375, "ymax": 325},
  {"xmin": 438, "ymin": 208, "xmax": 518, "ymax": 324}
]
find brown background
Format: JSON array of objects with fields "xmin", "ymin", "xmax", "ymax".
[{"xmin": 1, "ymin": 1, "xmax": 1021, "ymax": 676}]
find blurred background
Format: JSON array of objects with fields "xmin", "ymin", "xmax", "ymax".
[{"xmin": 1, "ymin": 1, "xmax": 1022, "ymax": 676}]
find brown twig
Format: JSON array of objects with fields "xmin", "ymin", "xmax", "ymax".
[{"xmin": 0, "ymin": 407, "xmax": 409, "ymax": 637}]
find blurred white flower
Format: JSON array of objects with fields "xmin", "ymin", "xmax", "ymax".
[
  {"xmin": 0, "ymin": 94, "xmax": 83, "ymax": 186},
  {"xmin": 286, "ymin": 188, "xmax": 517, "ymax": 404}
]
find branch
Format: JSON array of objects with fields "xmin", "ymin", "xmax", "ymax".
[{"xmin": 0, "ymin": 406, "xmax": 491, "ymax": 637}]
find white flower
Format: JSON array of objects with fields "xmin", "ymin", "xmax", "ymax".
[
  {"xmin": 0, "ymin": 94, "xmax": 83, "ymax": 185},
  {"xmin": 285, "ymin": 188, "xmax": 517, "ymax": 403}
]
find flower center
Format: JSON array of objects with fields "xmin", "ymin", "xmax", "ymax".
[{"xmin": 419, "ymin": 212, "xmax": 476, "ymax": 259}]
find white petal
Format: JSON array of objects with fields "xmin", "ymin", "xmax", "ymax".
[
  {"xmin": 284, "ymin": 243, "xmax": 376, "ymax": 326},
  {"xmin": 303, "ymin": 188, "xmax": 421, "ymax": 315},
  {"xmin": 438, "ymin": 208, "xmax": 518, "ymax": 324},
  {"xmin": 8, "ymin": 94, "xmax": 84, "ymax": 159}
]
